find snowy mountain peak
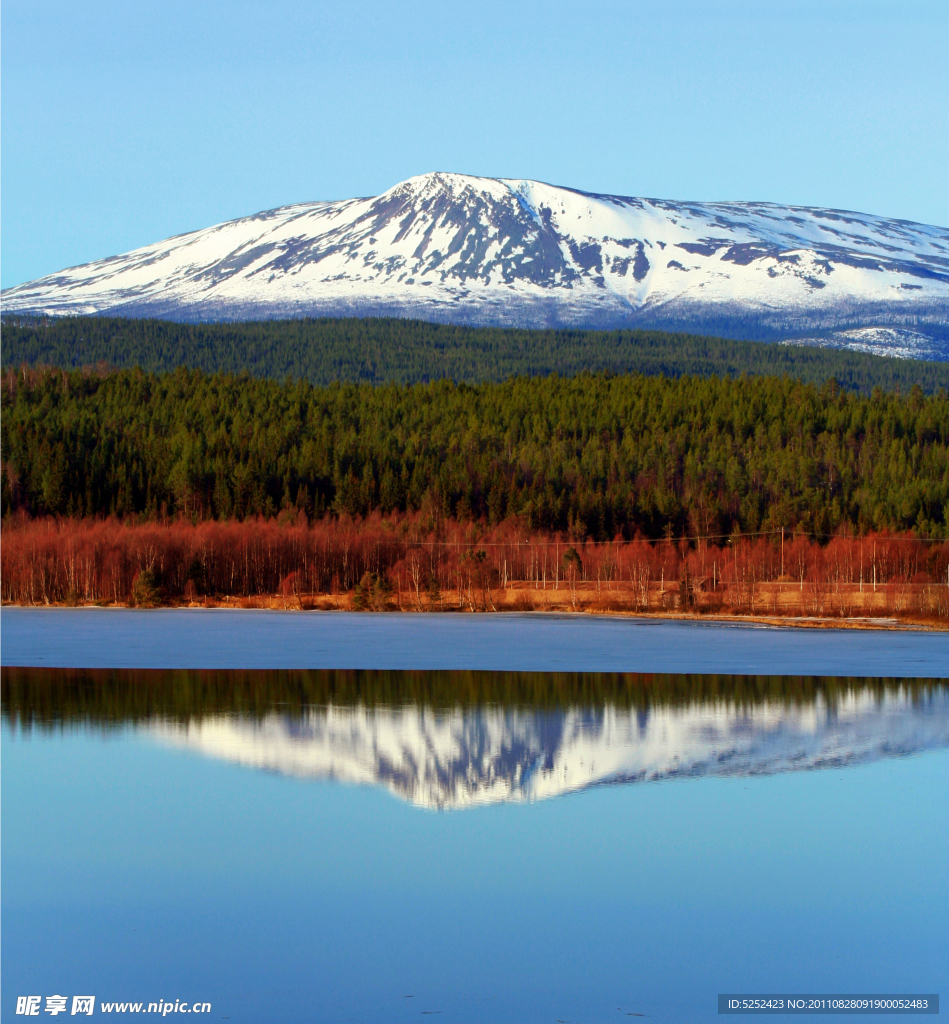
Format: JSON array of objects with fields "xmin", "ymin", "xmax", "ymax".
[
  {"xmin": 4, "ymin": 172, "xmax": 948, "ymax": 357},
  {"xmin": 385, "ymin": 170, "xmax": 497, "ymax": 198}
]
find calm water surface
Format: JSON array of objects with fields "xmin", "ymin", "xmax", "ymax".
[{"xmin": 3, "ymin": 666, "xmax": 947, "ymax": 1023}]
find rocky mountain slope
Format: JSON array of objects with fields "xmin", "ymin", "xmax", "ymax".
[{"xmin": 4, "ymin": 173, "xmax": 948, "ymax": 357}]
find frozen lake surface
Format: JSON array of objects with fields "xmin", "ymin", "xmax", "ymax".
[{"xmin": 3, "ymin": 607, "xmax": 949, "ymax": 675}]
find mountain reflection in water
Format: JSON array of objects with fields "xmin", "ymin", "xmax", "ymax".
[
  {"xmin": 4, "ymin": 669, "xmax": 946, "ymax": 810},
  {"xmin": 151, "ymin": 691, "xmax": 949, "ymax": 808}
]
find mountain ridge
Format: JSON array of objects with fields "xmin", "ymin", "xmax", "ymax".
[{"xmin": 4, "ymin": 172, "xmax": 948, "ymax": 358}]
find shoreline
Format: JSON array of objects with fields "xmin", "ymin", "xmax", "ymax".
[{"xmin": 4, "ymin": 599, "xmax": 946, "ymax": 632}]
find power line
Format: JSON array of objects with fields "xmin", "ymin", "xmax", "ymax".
[{"xmin": 395, "ymin": 530, "xmax": 948, "ymax": 549}]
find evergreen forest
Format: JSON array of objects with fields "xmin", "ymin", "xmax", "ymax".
[
  {"xmin": 4, "ymin": 364, "xmax": 949, "ymax": 539},
  {"xmin": 5, "ymin": 315, "xmax": 949, "ymax": 394}
]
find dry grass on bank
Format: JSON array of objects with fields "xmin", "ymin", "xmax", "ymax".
[{"xmin": 18, "ymin": 579, "xmax": 947, "ymax": 629}]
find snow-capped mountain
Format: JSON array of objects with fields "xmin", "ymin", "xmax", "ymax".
[
  {"xmin": 151, "ymin": 688, "xmax": 949, "ymax": 810},
  {"xmin": 4, "ymin": 173, "xmax": 948, "ymax": 356}
]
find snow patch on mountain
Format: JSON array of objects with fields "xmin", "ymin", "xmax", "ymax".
[{"xmin": 785, "ymin": 326, "xmax": 946, "ymax": 361}]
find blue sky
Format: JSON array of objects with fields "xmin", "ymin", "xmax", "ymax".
[{"xmin": 2, "ymin": 0, "xmax": 947, "ymax": 289}]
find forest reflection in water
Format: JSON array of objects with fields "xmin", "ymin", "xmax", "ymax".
[{"xmin": 5, "ymin": 668, "xmax": 947, "ymax": 810}]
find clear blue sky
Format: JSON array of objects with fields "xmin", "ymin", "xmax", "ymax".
[{"xmin": 2, "ymin": 0, "xmax": 947, "ymax": 289}]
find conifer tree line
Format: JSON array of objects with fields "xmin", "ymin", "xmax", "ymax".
[
  {"xmin": 5, "ymin": 314, "xmax": 949, "ymax": 394},
  {"xmin": 3, "ymin": 364, "xmax": 949, "ymax": 539}
]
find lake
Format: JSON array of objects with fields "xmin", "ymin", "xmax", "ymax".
[
  {"xmin": 2, "ymin": 612, "xmax": 947, "ymax": 1022},
  {"xmin": 3, "ymin": 607, "xmax": 949, "ymax": 674}
]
